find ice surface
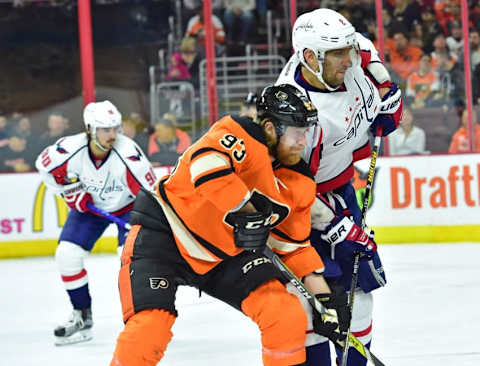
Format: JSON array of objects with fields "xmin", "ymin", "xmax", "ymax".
[{"xmin": 1, "ymin": 243, "xmax": 479, "ymax": 365}]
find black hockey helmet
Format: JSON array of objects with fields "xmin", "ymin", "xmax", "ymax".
[{"xmin": 256, "ymin": 84, "xmax": 318, "ymax": 132}]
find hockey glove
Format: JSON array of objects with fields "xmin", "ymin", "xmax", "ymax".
[
  {"xmin": 313, "ymin": 281, "xmax": 351, "ymax": 343},
  {"xmin": 320, "ymin": 216, "xmax": 377, "ymax": 259},
  {"xmin": 230, "ymin": 195, "xmax": 272, "ymax": 251},
  {"xmin": 370, "ymin": 83, "xmax": 403, "ymax": 136},
  {"xmin": 61, "ymin": 182, "xmax": 92, "ymax": 213}
]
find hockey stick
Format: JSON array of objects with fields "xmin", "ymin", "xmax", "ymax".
[
  {"xmin": 262, "ymin": 245, "xmax": 385, "ymax": 366},
  {"xmin": 341, "ymin": 127, "xmax": 383, "ymax": 366},
  {"xmin": 86, "ymin": 202, "xmax": 131, "ymax": 230}
]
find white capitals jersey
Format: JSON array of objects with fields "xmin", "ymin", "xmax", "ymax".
[
  {"xmin": 35, "ymin": 133, "xmax": 157, "ymax": 213},
  {"xmin": 276, "ymin": 33, "xmax": 383, "ymax": 194}
]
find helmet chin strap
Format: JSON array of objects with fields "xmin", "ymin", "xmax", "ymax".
[
  {"xmin": 88, "ymin": 126, "xmax": 110, "ymax": 153},
  {"xmin": 300, "ymin": 59, "xmax": 339, "ymax": 92},
  {"xmin": 94, "ymin": 137, "xmax": 110, "ymax": 152}
]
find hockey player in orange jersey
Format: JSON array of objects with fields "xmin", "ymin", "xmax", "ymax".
[{"xmin": 110, "ymin": 84, "xmax": 351, "ymax": 366}]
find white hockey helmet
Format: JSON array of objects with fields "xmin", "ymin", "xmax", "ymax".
[
  {"xmin": 83, "ymin": 100, "xmax": 122, "ymax": 150},
  {"xmin": 292, "ymin": 8, "xmax": 359, "ymax": 91}
]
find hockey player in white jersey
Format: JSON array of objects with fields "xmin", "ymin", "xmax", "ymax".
[
  {"xmin": 276, "ymin": 8, "xmax": 403, "ymax": 366},
  {"xmin": 35, "ymin": 100, "xmax": 156, "ymax": 346}
]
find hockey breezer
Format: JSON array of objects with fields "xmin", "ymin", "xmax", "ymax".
[{"xmin": 262, "ymin": 245, "xmax": 386, "ymax": 366}]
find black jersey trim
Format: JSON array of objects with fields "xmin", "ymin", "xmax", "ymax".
[
  {"xmin": 274, "ymin": 159, "xmax": 314, "ymax": 181},
  {"xmin": 158, "ymin": 180, "xmax": 231, "ymax": 260},
  {"xmin": 193, "ymin": 168, "xmax": 234, "ymax": 188},
  {"xmin": 190, "ymin": 147, "xmax": 233, "ymax": 166},
  {"xmin": 231, "ymin": 115, "xmax": 268, "ymax": 146},
  {"xmin": 271, "ymin": 227, "xmax": 310, "ymax": 244}
]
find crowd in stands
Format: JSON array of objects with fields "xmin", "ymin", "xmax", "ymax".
[{"xmin": 2, "ymin": 0, "xmax": 480, "ymax": 174}]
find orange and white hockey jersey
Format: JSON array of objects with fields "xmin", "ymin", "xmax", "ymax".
[{"xmin": 154, "ymin": 115, "xmax": 324, "ymax": 276}]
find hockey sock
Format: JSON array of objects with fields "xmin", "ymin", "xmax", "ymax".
[
  {"xmin": 305, "ymin": 342, "xmax": 332, "ymax": 366},
  {"xmin": 242, "ymin": 279, "xmax": 307, "ymax": 366},
  {"xmin": 111, "ymin": 309, "xmax": 176, "ymax": 366},
  {"xmin": 67, "ymin": 284, "xmax": 91, "ymax": 309},
  {"xmin": 334, "ymin": 341, "xmax": 371, "ymax": 366}
]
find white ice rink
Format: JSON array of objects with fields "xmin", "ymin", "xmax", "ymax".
[{"xmin": 2, "ymin": 243, "xmax": 480, "ymax": 366}]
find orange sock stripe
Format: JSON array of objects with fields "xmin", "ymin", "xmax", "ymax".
[
  {"xmin": 118, "ymin": 263, "xmax": 134, "ymax": 322},
  {"xmin": 121, "ymin": 224, "xmax": 141, "ymax": 265}
]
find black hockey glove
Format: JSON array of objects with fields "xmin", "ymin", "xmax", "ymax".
[
  {"xmin": 230, "ymin": 195, "xmax": 272, "ymax": 251},
  {"xmin": 313, "ymin": 281, "xmax": 351, "ymax": 343}
]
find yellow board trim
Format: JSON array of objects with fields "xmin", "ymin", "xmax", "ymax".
[
  {"xmin": 0, "ymin": 237, "xmax": 118, "ymax": 259},
  {"xmin": 373, "ymin": 225, "xmax": 480, "ymax": 243},
  {"xmin": 1, "ymin": 225, "xmax": 479, "ymax": 259}
]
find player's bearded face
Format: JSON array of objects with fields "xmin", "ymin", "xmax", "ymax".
[
  {"xmin": 276, "ymin": 126, "xmax": 308, "ymax": 166},
  {"xmin": 96, "ymin": 126, "xmax": 119, "ymax": 150},
  {"xmin": 322, "ymin": 47, "xmax": 353, "ymax": 87}
]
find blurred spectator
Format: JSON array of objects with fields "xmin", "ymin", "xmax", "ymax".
[
  {"xmin": 0, "ymin": 115, "xmax": 11, "ymax": 147},
  {"xmin": 388, "ymin": 30, "xmax": 422, "ymax": 82},
  {"xmin": 338, "ymin": 0, "xmax": 376, "ymax": 35},
  {"xmin": 473, "ymin": 63, "xmax": 480, "ymax": 105},
  {"xmin": 470, "ymin": 30, "xmax": 480, "ymax": 70},
  {"xmin": 446, "ymin": 21, "xmax": 464, "ymax": 58},
  {"xmin": 166, "ymin": 36, "xmax": 200, "ymax": 89},
  {"xmin": 223, "ymin": 0, "xmax": 255, "ymax": 45},
  {"xmin": 405, "ymin": 53, "xmax": 442, "ymax": 108},
  {"xmin": 434, "ymin": 0, "xmax": 462, "ymax": 36},
  {"xmin": 448, "ymin": 109, "xmax": 480, "ymax": 153},
  {"xmin": 185, "ymin": 5, "xmax": 225, "ymax": 56},
  {"xmin": 147, "ymin": 119, "xmax": 191, "ymax": 166},
  {"xmin": 122, "ymin": 118, "xmax": 149, "ymax": 152},
  {"xmin": 0, "ymin": 135, "xmax": 36, "ymax": 173},
  {"xmin": 183, "ymin": 0, "xmax": 224, "ymax": 25},
  {"xmin": 431, "ymin": 33, "xmax": 457, "ymax": 70},
  {"xmin": 391, "ymin": 0, "xmax": 422, "ymax": 32},
  {"xmin": 416, "ymin": 8, "xmax": 443, "ymax": 54},
  {"xmin": 38, "ymin": 113, "xmax": 69, "ymax": 149},
  {"xmin": 12, "ymin": 117, "xmax": 32, "ymax": 140},
  {"xmin": 240, "ymin": 92, "xmax": 258, "ymax": 119},
  {"xmin": 388, "ymin": 107, "xmax": 428, "ymax": 155}
]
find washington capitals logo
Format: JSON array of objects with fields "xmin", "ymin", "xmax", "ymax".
[
  {"xmin": 127, "ymin": 146, "xmax": 142, "ymax": 161},
  {"xmin": 55, "ymin": 138, "xmax": 68, "ymax": 154},
  {"xmin": 352, "ymin": 165, "xmax": 379, "ymax": 209}
]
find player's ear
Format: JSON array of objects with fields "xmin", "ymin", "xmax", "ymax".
[
  {"xmin": 303, "ymin": 49, "xmax": 315, "ymax": 64},
  {"xmin": 262, "ymin": 119, "xmax": 276, "ymax": 140}
]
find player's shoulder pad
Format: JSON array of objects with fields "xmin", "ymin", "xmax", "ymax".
[
  {"xmin": 231, "ymin": 115, "xmax": 268, "ymax": 147},
  {"xmin": 38, "ymin": 133, "xmax": 88, "ymax": 172},
  {"xmin": 113, "ymin": 134, "xmax": 149, "ymax": 165},
  {"xmin": 274, "ymin": 159, "xmax": 314, "ymax": 181}
]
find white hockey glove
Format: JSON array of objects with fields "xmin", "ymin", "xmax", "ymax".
[{"xmin": 320, "ymin": 216, "xmax": 377, "ymax": 259}]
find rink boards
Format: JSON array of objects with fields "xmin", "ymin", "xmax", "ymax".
[{"xmin": 1, "ymin": 154, "xmax": 479, "ymax": 258}]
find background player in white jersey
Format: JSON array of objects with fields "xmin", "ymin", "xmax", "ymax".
[
  {"xmin": 35, "ymin": 100, "xmax": 156, "ymax": 346},
  {"xmin": 276, "ymin": 8, "xmax": 403, "ymax": 366}
]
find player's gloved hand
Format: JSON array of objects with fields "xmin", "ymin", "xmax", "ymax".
[
  {"xmin": 313, "ymin": 281, "xmax": 351, "ymax": 343},
  {"xmin": 229, "ymin": 195, "xmax": 272, "ymax": 251},
  {"xmin": 61, "ymin": 181, "xmax": 92, "ymax": 213},
  {"xmin": 320, "ymin": 215, "xmax": 377, "ymax": 259},
  {"xmin": 370, "ymin": 83, "xmax": 403, "ymax": 136}
]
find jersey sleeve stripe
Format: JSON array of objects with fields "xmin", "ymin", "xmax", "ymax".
[
  {"xmin": 191, "ymin": 147, "xmax": 233, "ymax": 166},
  {"xmin": 193, "ymin": 168, "xmax": 234, "ymax": 188},
  {"xmin": 190, "ymin": 153, "xmax": 231, "ymax": 182},
  {"xmin": 267, "ymin": 236, "xmax": 309, "ymax": 254}
]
